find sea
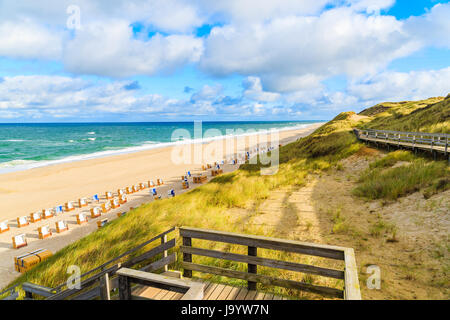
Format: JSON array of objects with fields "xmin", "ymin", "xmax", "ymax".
[{"xmin": 0, "ymin": 121, "xmax": 322, "ymax": 174}]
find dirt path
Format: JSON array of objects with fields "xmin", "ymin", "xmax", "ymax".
[{"xmin": 242, "ymin": 148, "xmax": 449, "ymax": 299}]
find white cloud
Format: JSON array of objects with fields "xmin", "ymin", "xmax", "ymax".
[
  {"xmin": 0, "ymin": 19, "xmax": 63, "ymax": 60},
  {"xmin": 63, "ymin": 20, "xmax": 204, "ymax": 77},
  {"xmin": 348, "ymin": 67, "xmax": 450, "ymax": 102},
  {"xmin": 200, "ymin": 7, "xmax": 420, "ymax": 91},
  {"xmin": 405, "ymin": 3, "xmax": 450, "ymax": 49},
  {"xmin": 242, "ymin": 77, "xmax": 280, "ymax": 102}
]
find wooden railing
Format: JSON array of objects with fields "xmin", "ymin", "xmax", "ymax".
[
  {"xmin": 5, "ymin": 226, "xmax": 362, "ymax": 300},
  {"xmin": 354, "ymin": 129, "xmax": 449, "ymax": 157},
  {"xmin": 18, "ymin": 227, "xmax": 177, "ymax": 300},
  {"xmin": 116, "ymin": 268, "xmax": 204, "ymax": 300},
  {"xmin": 179, "ymin": 227, "xmax": 361, "ymax": 300}
]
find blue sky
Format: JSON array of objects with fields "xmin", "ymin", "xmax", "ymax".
[{"xmin": 0, "ymin": 0, "xmax": 449, "ymax": 122}]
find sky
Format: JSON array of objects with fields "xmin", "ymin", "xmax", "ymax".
[{"xmin": 0, "ymin": 0, "xmax": 449, "ymax": 122}]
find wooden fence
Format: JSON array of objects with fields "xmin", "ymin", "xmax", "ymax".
[
  {"xmin": 180, "ymin": 227, "xmax": 361, "ymax": 300},
  {"xmin": 21, "ymin": 227, "xmax": 177, "ymax": 300},
  {"xmin": 3, "ymin": 226, "xmax": 361, "ymax": 300},
  {"xmin": 354, "ymin": 129, "xmax": 449, "ymax": 159}
]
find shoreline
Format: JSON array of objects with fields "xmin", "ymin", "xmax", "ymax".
[
  {"xmin": 0, "ymin": 122, "xmax": 325, "ymax": 175},
  {"xmin": 0, "ymin": 123, "xmax": 322, "ymax": 289}
]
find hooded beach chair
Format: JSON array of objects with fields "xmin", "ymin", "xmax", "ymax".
[
  {"xmin": 97, "ymin": 219, "xmax": 108, "ymax": 229},
  {"xmin": 55, "ymin": 220, "xmax": 69, "ymax": 233},
  {"xmin": 117, "ymin": 189, "xmax": 125, "ymax": 196},
  {"xmin": 14, "ymin": 249, "xmax": 52, "ymax": 273},
  {"xmin": 126, "ymin": 186, "xmax": 134, "ymax": 194},
  {"xmin": 42, "ymin": 208, "xmax": 53, "ymax": 219},
  {"xmin": 12, "ymin": 234, "xmax": 27, "ymax": 249},
  {"xmin": 30, "ymin": 212, "xmax": 42, "ymax": 223},
  {"xmin": 168, "ymin": 189, "xmax": 175, "ymax": 197},
  {"xmin": 139, "ymin": 182, "xmax": 147, "ymax": 189},
  {"xmin": 38, "ymin": 225, "xmax": 52, "ymax": 239},
  {"xmin": 65, "ymin": 202, "xmax": 74, "ymax": 212},
  {"xmin": 17, "ymin": 216, "xmax": 29, "ymax": 228},
  {"xmin": 91, "ymin": 206, "xmax": 102, "ymax": 218},
  {"xmin": 78, "ymin": 198, "xmax": 88, "ymax": 208},
  {"xmin": 76, "ymin": 213, "xmax": 88, "ymax": 224},
  {"xmin": 92, "ymin": 194, "xmax": 100, "ymax": 202},
  {"xmin": 110, "ymin": 198, "xmax": 120, "ymax": 209},
  {"xmin": 105, "ymin": 191, "xmax": 113, "ymax": 200},
  {"xmin": 0, "ymin": 220, "xmax": 10, "ymax": 233},
  {"xmin": 55, "ymin": 205, "xmax": 63, "ymax": 215},
  {"xmin": 119, "ymin": 194, "xmax": 127, "ymax": 204},
  {"xmin": 101, "ymin": 202, "xmax": 111, "ymax": 213},
  {"xmin": 133, "ymin": 184, "xmax": 141, "ymax": 192},
  {"xmin": 148, "ymin": 180, "xmax": 155, "ymax": 188},
  {"xmin": 156, "ymin": 178, "xmax": 163, "ymax": 186}
]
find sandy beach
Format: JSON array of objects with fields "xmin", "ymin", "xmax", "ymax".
[{"xmin": 0, "ymin": 123, "xmax": 321, "ymax": 289}]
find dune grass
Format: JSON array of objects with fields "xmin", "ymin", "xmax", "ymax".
[
  {"xmin": 353, "ymin": 159, "xmax": 449, "ymax": 200},
  {"xmin": 4, "ymin": 96, "xmax": 449, "ymax": 299}
]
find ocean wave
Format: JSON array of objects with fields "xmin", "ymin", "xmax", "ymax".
[{"xmin": 0, "ymin": 122, "xmax": 322, "ymax": 174}]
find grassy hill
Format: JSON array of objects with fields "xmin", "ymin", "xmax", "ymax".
[
  {"xmin": 358, "ymin": 95, "xmax": 449, "ymax": 133},
  {"xmin": 4, "ymin": 96, "xmax": 449, "ymax": 299}
]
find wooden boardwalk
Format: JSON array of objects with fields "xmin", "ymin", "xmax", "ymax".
[
  {"xmin": 354, "ymin": 129, "xmax": 449, "ymax": 159},
  {"xmin": 134, "ymin": 281, "xmax": 288, "ymax": 300}
]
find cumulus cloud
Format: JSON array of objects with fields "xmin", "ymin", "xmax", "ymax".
[
  {"xmin": 405, "ymin": 3, "xmax": 450, "ymax": 48},
  {"xmin": 63, "ymin": 20, "xmax": 203, "ymax": 77},
  {"xmin": 200, "ymin": 7, "xmax": 420, "ymax": 91},
  {"xmin": 0, "ymin": 19, "xmax": 63, "ymax": 60},
  {"xmin": 348, "ymin": 67, "xmax": 450, "ymax": 102}
]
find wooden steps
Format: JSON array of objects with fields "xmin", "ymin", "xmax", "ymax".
[{"xmin": 134, "ymin": 280, "xmax": 287, "ymax": 300}]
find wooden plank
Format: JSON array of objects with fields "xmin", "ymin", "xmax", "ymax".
[
  {"xmin": 123, "ymin": 238, "xmax": 175, "ymax": 268},
  {"xmin": 182, "ymin": 262, "xmax": 344, "ymax": 299},
  {"xmin": 140, "ymin": 253, "xmax": 177, "ymax": 273},
  {"xmin": 180, "ymin": 246, "xmax": 344, "ymax": 279},
  {"xmin": 204, "ymin": 283, "xmax": 219, "ymax": 300},
  {"xmin": 22, "ymin": 282, "xmax": 55, "ymax": 298},
  {"xmin": 180, "ymin": 227, "xmax": 345, "ymax": 260},
  {"xmin": 245, "ymin": 290, "xmax": 257, "ymax": 300},
  {"xmin": 235, "ymin": 287, "xmax": 249, "ymax": 300},
  {"xmin": 208, "ymin": 284, "xmax": 226, "ymax": 300},
  {"xmin": 138, "ymin": 286, "xmax": 163, "ymax": 300},
  {"xmin": 154, "ymin": 289, "xmax": 172, "ymax": 300},
  {"xmin": 343, "ymin": 248, "xmax": 362, "ymax": 300},
  {"xmin": 263, "ymin": 293, "xmax": 274, "ymax": 300},
  {"xmin": 72, "ymin": 286, "xmax": 101, "ymax": 300},
  {"xmin": 172, "ymin": 292, "xmax": 184, "ymax": 300},
  {"xmin": 216, "ymin": 285, "xmax": 234, "ymax": 300},
  {"xmin": 254, "ymin": 292, "xmax": 265, "ymax": 300},
  {"xmin": 225, "ymin": 287, "xmax": 242, "ymax": 300},
  {"xmin": 162, "ymin": 291, "xmax": 178, "ymax": 300},
  {"xmin": 52, "ymin": 227, "xmax": 176, "ymax": 292}
]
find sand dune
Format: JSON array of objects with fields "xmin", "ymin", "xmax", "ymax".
[{"xmin": 0, "ymin": 124, "xmax": 321, "ymax": 289}]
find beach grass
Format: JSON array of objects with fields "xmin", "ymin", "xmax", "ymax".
[{"xmin": 4, "ymin": 95, "xmax": 449, "ymax": 300}]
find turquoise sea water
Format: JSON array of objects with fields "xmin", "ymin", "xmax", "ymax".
[{"xmin": 0, "ymin": 121, "xmax": 322, "ymax": 173}]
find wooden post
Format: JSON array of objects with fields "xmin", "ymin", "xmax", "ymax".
[
  {"xmin": 25, "ymin": 290, "xmax": 33, "ymax": 300},
  {"xmin": 118, "ymin": 275, "xmax": 131, "ymax": 300},
  {"xmin": 183, "ymin": 236, "xmax": 192, "ymax": 278},
  {"xmin": 99, "ymin": 273, "xmax": 111, "ymax": 300},
  {"xmin": 161, "ymin": 234, "xmax": 169, "ymax": 272},
  {"xmin": 248, "ymin": 246, "xmax": 257, "ymax": 291}
]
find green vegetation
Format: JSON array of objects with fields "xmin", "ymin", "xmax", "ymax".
[
  {"xmin": 354, "ymin": 159, "xmax": 448, "ymax": 200},
  {"xmin": 5, "ymin": 95, "xmax": 449, "ymax": 300},
  {"xmin": 358, "ymin": 95, "xmax": 450, "ymax": 133}
]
